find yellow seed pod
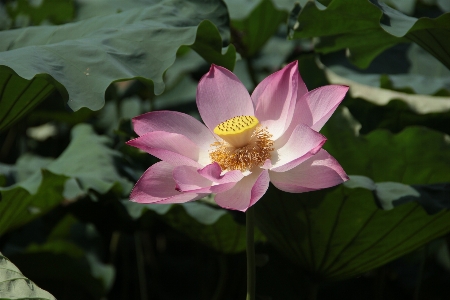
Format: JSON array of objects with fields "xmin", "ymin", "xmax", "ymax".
[{"xmin": 213, "ymin": 116, "xmax": 259, "ymax": 148}]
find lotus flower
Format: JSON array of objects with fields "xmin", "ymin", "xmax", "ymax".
[{"xmin": 127, "ymin": 61, "xmax": 349, "ymax": 211}]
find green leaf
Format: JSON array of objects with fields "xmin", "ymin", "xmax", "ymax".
[
  {"xmin": 162, "ymin": 204, "xmax": 258, "ymax": 254},
  {"xmin": 0, "ymin": 0, "xmax": 235, "ymax": 131},
  {"xmin": 123, "ymin": 201, "xmax": 266, "ymax": 253},
  {"xmin": 231, "ymin": 0, "xmax": 287, "ymax": 57},
  {"xmin": 224, "ymin": 0, "xmax": 261, "ymax": 20},
  {"xmin": 345, "ymin": 175, "xmax": 450, "ymax": 215},
  {"xmin": 96, "ymin": 96, "xmax": 146, "ymax": 133},
  {"xmin": 22, "ymin": 217, "xmax": 115, "ymax": 294},
  {"xmin": 322, "ymin": 108, "xmax": 450, "ymax": 184},
  {"xmin": 344, "ymin": 97, "xmax": 450, "ymax": 135},
  {"xmin": 0, "ymin": 170, "xmax": 67, "ymax": 237},
  {"xmin": 8, "ymin": 251, "xmax": 106, "ymax": 300},
  {"xmin": 0, "ymin": 69, "xmax": 56, "ymax": 133},
  {"xmin": 383, "ymin": 0, "xmax": 416, "ymax": 15},
  {"xmin": 290, "ymin": 0, "xmax": 450, "ymax": 69},
  {"xmin": 26, "ymin": 240, "xmax": 85, "ymax": 259},
  {"xmin": 254, "ymin": 108, "xmax": 450, "ymax": 280},
  {"xmin": 0, "ymin": 124, "xmax": 132, "ymax": 236},
  {"xmin": 46, "ymin": 214, "xmax": 78, "ymax": 241},
  {"xmin": 6, "ymin": 0, "xmax": 75, "ymax": 26},
  {"xmin": 224, "ymin": 0, "xmax": 301, "ymax": 20},
  {"xmin": 14, "ymin": 124, "xmax": 132, "ymax": 197},
  {"xmin": 323, "ymin": 44, "xmax": 450, "ymax": 96},
  {"xmin": 255, "ymin": 184, "xmax": 450, "ymax": 281},
  {"xmin": 0, "ymin": 251, "xmax": 56, "ymax": 300},
  {"xmin": 0, "ymin": 4, "xmax": 12, "ymax": 30},
  {"xmin": 46, "ymin": 124, "xmax": 132, "ymax": 195}
]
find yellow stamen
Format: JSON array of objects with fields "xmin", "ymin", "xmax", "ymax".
[
  {"xmin": 210, "ymin": 116, "xmax": 274, "ymax": 171},
  {"xmin": 213, "ymin": 115, "xmax": 259, "ymax": 148}
]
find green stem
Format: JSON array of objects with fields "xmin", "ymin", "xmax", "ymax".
[
  {"xmin": 134, "ymin": 232, "xmax": 148, "ymax": 300},
  {"xmin": 246, "ymin": 206, "xmax": 256, "ymax": 300}
]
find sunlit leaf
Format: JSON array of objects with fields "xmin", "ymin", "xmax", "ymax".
[
  {"xmin": 0, "ymin": 251, "xmax": 56, "ymax": 300},
  {"xmin": 8, "ymin": 250, "xmax": 106, "ymax": 299}
]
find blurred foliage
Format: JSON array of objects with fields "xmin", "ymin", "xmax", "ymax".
[
  {"xmin": 0, "ymin": 0, "xmax": 449, "ymax": 299},
  {"xmin": 256, "ymin": 108, "xmax": 450, "ymax": 281},
  {"xmin": 231, "ymin": 0, "xmax": 287, "ymax": 58},
  {"xmin": 256, "ymin": 183, "xmax": 450, "ymax": 281},
  {"xmin": 322, "ymin": 108, "xmax": 450, "ymax": 184},
  {"xmin": 5, "ymin": 0, "xmax": 75, "ymax": 27},
  {"xmin": 0, "ymin": 0, "xmax": 235, "ymax": 131},
  {"xmin": 289, "ymin": 0, "xmax": 450, "ymax": 69}
]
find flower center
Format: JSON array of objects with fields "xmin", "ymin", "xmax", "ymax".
[
  {"xmin": 213, "ymin": 115, "xmax": 259, "ymax": 148},
  {"xmin": 210, "ymin": 116, "xmax": 274, "ymax": 171}
]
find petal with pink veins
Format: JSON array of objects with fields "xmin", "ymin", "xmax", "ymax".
[
  {"xmin": 295, "ymin": 85, "xmax": 349, "ymax": 131},
  {"xmin": 198, "ymin": 162, "xmax": 244, "ymax": 183},
  {"xmin": 276, "ymin": 85, "xmax": 348, "ymax": 147},
  {"xmin": 130, "ymin": 161, "xmax": 207, "ymax": 204},
  {"xmin": 252, "ymin": 61, "xmax": 298, "ymax": 140},
  {"xmin": 127, "ymin": 131, "xmax": 202, "ymax": 168},
  {"xmin": 173, "ymin": 165, "xmax": 238, "ymax": 194},
  {"xmin": 132, "ymin": 111, "xmax": 215, "ymax": 150},
  {"xmin": 296, "ymin": 68, "xmax": 309, "ymax": 102},
  {"xmin": 173, "ymin": 165, "xmax": 212, "ymax": 191},
  {"xmin": 269, "ymin": 149, "xmax": 349, "ymax": 193},
  {"xmin": 197, "ymin": 65, "xmax": 254, "ymax": 132},
  {"xmin": 270, "ymin": 124, "xmax": 326, "ymax": 172},
  {"xmin": 214, "ymin": 169, "xmax": 270, "ymax": 212}
]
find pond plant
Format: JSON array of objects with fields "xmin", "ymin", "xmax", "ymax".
[{"xmin": 1, "ymin": 0, "xmax": 450, "ymax": 299}]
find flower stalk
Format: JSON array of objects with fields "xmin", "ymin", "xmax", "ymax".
[{"xmin": 246, "ymin": 206, "xmax": 256, "ymax": 300}]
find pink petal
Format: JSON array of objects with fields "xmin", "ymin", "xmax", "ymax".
[
  {"xmin": 196, "ymin": 64, "xmax": 254, "ymax": 132},
  {"xmin": 295, "ymin": 85, "xmax": 349, "ymax": 131},
  {"xmin": 214, "ymin": 169, "xmax": 270, "ymax": 212},
  {"xmin": 251, "ymin": 61, "xmax": 298, "ymax": 140},
  {"xmin": 131, "ymin": 111, "xmax": 215, "ymax": 150},
  {"xmin": 173, "ymin": 165, "xmax": 212, "ymax": 191},
  {"xmin": 276, "ymin": 85, "xmax": 348, "ymax": 147},
  {"xmin": 269, "ymin": 149, "xmax": 349, "ymax": 193},
  {"xmin": 270, "ymin": 124, "xmax": 326, "ymax": 172},
  {"xmin": 197, "ymin": 162, "xmax": 244, "ymax": 183},
  {"xmin": 130, "ymin": 161, "xmax": 206, "ymax": 204},
  {"xmin": 127, "ymin": 131, "xmax": 202, "ymax": 168},
  {"xmin": 173, "ymin": 165, "xmax": 238, "ymax": 194},
  {"xmin": 296, "ymin": 68, "xmax": 309, "ymax": 101}
]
